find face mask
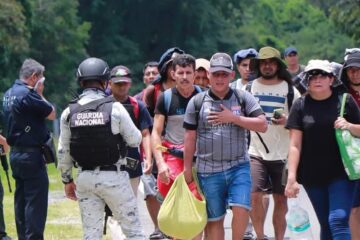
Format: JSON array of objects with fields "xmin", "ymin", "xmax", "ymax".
[
  {"xmin": 34, "ymin": 77, "xmax": 45, "ymax": 90},
  {"xmin": 105, "ymin": 88, "xmax": 112, "ymax": 96}
]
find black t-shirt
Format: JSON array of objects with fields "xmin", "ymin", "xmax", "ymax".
[
  {"xmin": 155, "ymin": 87, "xmax": 199, "ymax": 116},
  {"xmin": 286, "ymin": 92, "xmax": 360, "ymax": 186},
  {"xmin": 155, "ymin": 87, "xmax": 200, "ymax": 144}
]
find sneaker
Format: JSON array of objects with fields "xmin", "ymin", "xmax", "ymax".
[
  {"xmin": 243, "ymin": 231, "xmax": 254, "ymax": 240},
  {"xmin": 1, "ymin": 236, "xmax": 12, "ymax": 240},
  {"xmin": 149, "ymin": 229, "xmax": 170, "ymax": 239},
  {"xmin": 255, "ymin": 235, "xmax": 269, "ymax": 240}
]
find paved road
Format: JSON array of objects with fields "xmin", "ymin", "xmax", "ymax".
[{"xmin": 136, "ymin": 183, "xmax": 320, "ymax": 239}]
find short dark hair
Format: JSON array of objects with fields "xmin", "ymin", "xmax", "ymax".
[
  {"xmin": 143, "ymin": 61, "xmax": 158, "ymax": 73},
  {"xmin": 172, "ymin": 54, "xmax": 196, "ymax": 71}
]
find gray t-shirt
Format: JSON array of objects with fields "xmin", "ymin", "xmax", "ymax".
[{"xmin": 184, "ymin": 89, "xmax": 263, "ymax": 173}]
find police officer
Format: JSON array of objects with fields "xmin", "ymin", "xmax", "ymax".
[
  {"xmin": 57, "ymin": 57, "xmax": 145, "ymax": 240},
  {"xmin": 2, "ymin": 58, "xmax": 56, "ymax": 240}
]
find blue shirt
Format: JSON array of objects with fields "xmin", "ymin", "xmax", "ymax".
[{"xmin": 3, "ymin": 80, "xmax": 53, "ymax": 147}]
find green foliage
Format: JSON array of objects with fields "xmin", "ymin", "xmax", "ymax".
[
  {"xmin": 25, "ymin": 0, "xmax": 90, "ymax": 112},
  {"xmin": 0, "ymin": 0, "xmax": 29, "ymax": 93},
  {"xmin": 0, "ymin": 0, "xmax": 356, "ymax": 110},
  {"xmin": 330, "ymin": 0, "xmax": 360, "ymax": 45},
  {"xmin": 235, "ymin": 0, "xmax": 353, "ymax": 64}
]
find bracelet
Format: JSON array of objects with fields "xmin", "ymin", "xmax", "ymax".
[{"xmin": 62, "ymin": 179, "xmax": 73, "ymax": 184}]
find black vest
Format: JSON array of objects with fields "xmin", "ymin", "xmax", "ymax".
[{"xmin": 68, "ymin": 97, "xmax": 126, "ymax": 168}]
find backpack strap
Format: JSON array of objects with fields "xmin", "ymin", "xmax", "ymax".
[
  {"xmin": 163, "ymin": 88, "xmax": 172, "ymax": 115},
  {"xmin": 244, "ymin": 81, "xmax": 270, "ymax": 153},
  {"xmin": 232, "ymin": 89, "xmax": 246, "ymax": 116},
  {"xmin": 128, "ymin": 96, "xmax": 140, "ymax": 121},
  {"xmin": 153, "ymin": 83, "xmax": 162, "ymax": 106},
  {"xmin": 193, "ymin": 91, "xmax": 207, "ymax": 124},
  {"xmin": 245, "ymin": 81, "xmax": 253, "ymax": 92},
  {"xmin": 287, "ymin": 83, "xmax": 294, "ymax": 111},
  {"xmin": 194, "ymin": 85, "xmax": 202, "ymax": 93}
]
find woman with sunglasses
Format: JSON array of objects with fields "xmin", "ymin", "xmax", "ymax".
[{"xmin": 285, "ymin": 60, "xmax": 360, "ymax": 240}]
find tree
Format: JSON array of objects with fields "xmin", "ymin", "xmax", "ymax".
[
  {"xmin": 0, "ymin": 0, "xmax": 29, "ymax": 92},
  {"xmin": 78, "ymin": 0, "xmax": 253, "ymax": 93},
  {"xmin": 330, "ymin": 0, "xmax": 360, "ymax": 46},
  {"xmin": 235, "ymin": 0, "xmax": 353, "ymax": 63},
  {"xmin": 23, "ymin": 0, "xmax": 90, "ymax": 111}
]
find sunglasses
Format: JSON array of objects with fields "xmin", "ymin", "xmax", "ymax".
[{"xmin": 307, "ymin": 70, "xmax": 332, "ymax": 79}]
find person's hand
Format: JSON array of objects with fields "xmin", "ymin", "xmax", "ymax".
[
  {"xmin": 271, "ymin": 113, "xmax": 287, "ymax": 125},
  {"xmin": 157, "ymin": 162, "xmax": 170, "ymax": 184},
  {"xmin": 207, "ymin": 104, "xmax": 235, "ymax": 125},
  {"xmin": 184, "ymin": 168, "xmax": 193, "ymax": 184},
  {"xmin": 143, "ymin": 160, "xmax": 153, "ymax": 175},
  {"xmin": 35, "ymin": 79, "xmax": 45, "ymax": 96},
  {"xmin": 334, "ymin": 117, "xmax": 351, "ymax": 130},
  {"xmin": 285, "ymin": 178, "xmax": 300, "ymax": 198},
  {"xmin": 64, "ymin": 182, "xmax": 77, "ymax": 201}
]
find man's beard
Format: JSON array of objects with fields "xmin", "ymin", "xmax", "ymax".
[{"xmin": 261, "ymin": 72, "xmax": 277, "ymax": 79}]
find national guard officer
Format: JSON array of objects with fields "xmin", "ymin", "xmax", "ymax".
[
  {"xmin": 2, "ymin": 58, "xmax": 56, "ymax": 240},
  {"xmin": 57, "ymin": 57, "xmax": 146, "ymax": 240}
]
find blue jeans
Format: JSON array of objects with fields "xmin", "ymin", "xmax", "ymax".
[
  {"xmin": 197, "ymin": 163, "xmax": 251, "ymax": 221},
  {"xmin": 304, "ymin": 178, "xmax": 355, "ymax": 240}
]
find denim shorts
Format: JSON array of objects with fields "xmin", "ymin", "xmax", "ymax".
[{"xmin": 197, "ymin": 163, "xmax": 251, "ymax": 221}]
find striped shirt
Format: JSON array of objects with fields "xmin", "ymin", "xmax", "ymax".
[{"xmin": 184, "ymin": 89, "xmax": 263, "ymax": 173}]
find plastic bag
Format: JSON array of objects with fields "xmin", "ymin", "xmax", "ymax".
[
  {"xmin": 335, "ymin": 93, "xmax": 360, "ymax": 180},
  {"xmin": 158, "ymin": 168, "xmax": 207, "ymax": 239}
]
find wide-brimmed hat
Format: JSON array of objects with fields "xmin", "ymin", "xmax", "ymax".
[
  {"xmin": 250, "ymin": 46, "xmax": 292, "ymax": 82},
  {"xmin": 300, "ymin": 59, "xmax": 342, "ymax": 87}
]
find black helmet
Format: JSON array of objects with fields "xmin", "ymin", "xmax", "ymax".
[
  {"xmin": 158, "ymin": 47, "xmax": 185, "ymax": 78},
  {"xmin": 77, "ymin": 57, "xmax": 110, "ymax": 81}
]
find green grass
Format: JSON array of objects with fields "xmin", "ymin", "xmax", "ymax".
[{"xmin": 1, "ymin": 163, "xmax": 112, "ymax": 240}]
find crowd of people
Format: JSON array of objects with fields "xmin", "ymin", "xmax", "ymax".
[{"xmin": 0, "ymin": 45, "xmax": 359, "ymax": 240}]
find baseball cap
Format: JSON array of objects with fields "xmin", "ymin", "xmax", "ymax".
[
  {"xmin": 196, "ymin": 58, "xmax": 210, "ymax": 72},
  {"xmin": 110, "ymin": 65, "xmax": 131, "ymax": 83},
  {"xmin": 284, "ymin": 46, "xmax": 298, "ymax": 57},
  {"xmin": 209, "ymin": 53, "xmax": 234, "ymax": 73},
  {"xmin": 233, "ymin": 48, "xmax": 258, "ymax": 64}
]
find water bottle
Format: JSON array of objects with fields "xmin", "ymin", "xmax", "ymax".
[{"xmin": 286, "ymin": 198, "xmax": 314, "ymax": 240}]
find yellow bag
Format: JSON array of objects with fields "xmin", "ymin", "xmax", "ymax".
[{"xmin": 158, "ymin": 169, "xmax": 207, "ymax": 239}]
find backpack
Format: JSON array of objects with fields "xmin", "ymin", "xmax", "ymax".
[
  {"xmin": 163, "ymin": 85, "xmax": 202, "ymax": 114},
  {"xmin": 245, "ymin": 80, "xmax": 294, "ymax": 111}
]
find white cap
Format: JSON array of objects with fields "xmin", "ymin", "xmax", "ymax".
[{"xmin": 305, "ymin": 59, "xmax": 333, "ymax": 74}]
